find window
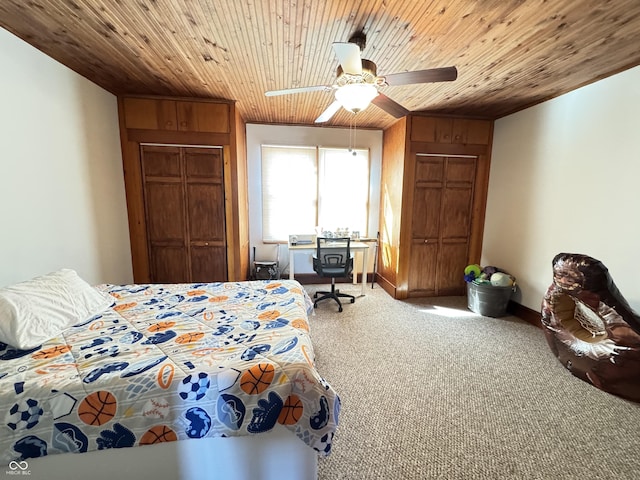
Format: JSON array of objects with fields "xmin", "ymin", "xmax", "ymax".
[{"xmin": 261, "ymin": 145, "xmax": 370, "ymax": 242}]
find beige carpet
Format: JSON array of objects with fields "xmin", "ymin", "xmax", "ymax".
[{"xmin": 304, "ymin": 283, "xmax": 640, "ymax": 480}]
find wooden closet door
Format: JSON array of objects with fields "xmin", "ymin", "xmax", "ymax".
[
  {"xmin": 141, "ymin": 145, "xmax": 227, "ymax": 283},
  {"xmin": 408, "ymin": 157, "xmax": 443, "ymax": 295},
  {"xmin": 184, "ymin": 148, "xmax": 227, "ymax": 282},
  {"xmin": 437, "ymin": 158, "xmax": 476, "ymax": 295},
  {"xmin": 408, "ymin": 155, "xmax": 476, "ymax": 296}
]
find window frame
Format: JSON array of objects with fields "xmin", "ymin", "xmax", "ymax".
[{"xmin": 260, "ymin": 144, "xmax": 370, "ymax": 243}]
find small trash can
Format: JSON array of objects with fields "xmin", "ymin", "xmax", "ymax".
[{"xmin": 467, "ymin": 281, "xmax": 514, "ymax": 317}]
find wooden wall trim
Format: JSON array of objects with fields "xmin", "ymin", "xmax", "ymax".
[
  {"xmin": 375, "ymin": 274, "xmax": 397, "ymax": 299},
  {"xmin": 409, "ymin": 142, "xmax": 490, "ymax": 156},
  {"xmin": 117, "ymin": 98, "xmax": 149, "ymax": 282},
  {"xmin": 507, "ymin": 301, "xmax": 543, "ymax": 329},
  {"xmin": 223, "ymin": 145, "xmax": 236, "ymax": 281},
  {"xmin": 395, "ymin": 116, "xmax": 414, "ymax": 299},
  {"xmin": 126, "ymin": 129, "xmax": 230, "ymax": 146}
]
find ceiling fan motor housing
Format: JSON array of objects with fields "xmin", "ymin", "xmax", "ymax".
[{"xmin": 336, "ymin": 59, "xmax": 378, "ymax": 86}]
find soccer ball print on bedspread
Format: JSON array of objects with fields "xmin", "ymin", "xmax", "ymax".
[{"xmin": 0, "ymin": 280, "xmax": 340, "ymax": 465}]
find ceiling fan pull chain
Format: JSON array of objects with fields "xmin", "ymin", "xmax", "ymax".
[{"xmin": 353, "ymin": 114, "xmax": 357, "ymax": 155}]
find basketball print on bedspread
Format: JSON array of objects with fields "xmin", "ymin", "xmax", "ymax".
[
  {"xmin": 278, "ymin": 394, "xmax": 303, "ymax": 425},
  {"xmin": 78, "ymin": 391, "xmax": 117, "ymax": 426},
  {"xmin": 139, "ymin": 425, "xmax": 177, "ymax": 445},
  {"xmin": 240, "ymin": 363, "xmax": 275, "ymax": 394},
  {"xmin": 32, "ymin": 345, "xmax": 71, "ymax": 360}
]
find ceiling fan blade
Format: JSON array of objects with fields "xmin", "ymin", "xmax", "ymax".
[
  {"xmin": 383, "ymin": 66, "xmax": 458, "ymax": 86},
  {"xmin": 315, "ymin": 101, "xmax": 342, "ymax": 123},
  {"xmin": 265, "ymin": 85, "xmax": 333, "ymax": 96},
  {"xmin": 332, "ymin": 42, "xmax": 362, "ymax": 75},
  {"xmin": 372, "ymin": 93, "xmax": 410, "ymax": 118}
]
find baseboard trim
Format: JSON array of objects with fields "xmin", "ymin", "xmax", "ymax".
[
  {"xmin": 289, "ymin": 272, "xmax": 542, "ymax": 329},
  {"xmin": 507, "ymin": 301, "xmax": 542, "ymax": 329}
]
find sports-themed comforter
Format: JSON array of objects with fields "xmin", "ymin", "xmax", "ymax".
[{"xmin": 0, "ymin": 280, "xmax": 339, "ymax": 464}]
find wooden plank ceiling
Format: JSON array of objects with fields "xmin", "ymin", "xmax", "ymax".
[{"xmin": 1, "ymin": 0, "xmax": 639, "ymax": 129}]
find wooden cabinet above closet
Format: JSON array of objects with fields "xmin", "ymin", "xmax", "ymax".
[
  {"xmin": 122, "ymin": 97, "xmax": 230, "ymax": 133},
  {"xmin": 117, "ymin": 95, "xmax": 249, "ymax": 284}
]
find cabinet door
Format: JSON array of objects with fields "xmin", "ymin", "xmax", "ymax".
[
  {"xmin": 176, "ymin": 101, "xmax": 230, "ymax": 133},
  {"xmin": 411, "ymin": 116, "xmax": 491, "ymax": 145},
  {"xmin": 452, "ymin": 119, "xmax": 492, "ymax": 145},
  {"xmin": 123, "ymin": 98, "xmax": 177, "ymax": 130}
]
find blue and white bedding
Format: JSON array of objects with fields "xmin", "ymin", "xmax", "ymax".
[{"xmin": 0, "ymin": 280, "xmax": 339, "ymax": 464}]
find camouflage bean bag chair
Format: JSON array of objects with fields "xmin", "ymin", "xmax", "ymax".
[{"xmin": 541, "ymin": 253, "xmax": 640, "ymax": 402}]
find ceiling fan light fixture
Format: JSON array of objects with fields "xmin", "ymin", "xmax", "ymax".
[{"xmin": 334, "ymin": 83, "xmax": 378, "ymax": 113}]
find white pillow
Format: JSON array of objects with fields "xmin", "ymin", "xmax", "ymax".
[{"xmin": 0, "ymin": 269, "xmax": 114, "ymax": 349}]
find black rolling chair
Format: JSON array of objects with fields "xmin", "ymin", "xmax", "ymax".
[{"xmin": 312, "ymin": 237, "xmax": 355, "ymax": 312}]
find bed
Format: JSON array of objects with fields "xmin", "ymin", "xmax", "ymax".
[{"xmin": 0, "ymin": 272, "xmax": 339, "ymax": 479}]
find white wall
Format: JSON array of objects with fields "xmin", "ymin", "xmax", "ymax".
[
  {"xmin": 482, "ymin": 65, "xmax": 640, "ymax": 312},
  {"xmin": 246, "ymin": 123, "xmax": 382, "ymax": 275},
  {"xmin": 0, "ymin": 27, "xmax": 132, "ymax": 287}
]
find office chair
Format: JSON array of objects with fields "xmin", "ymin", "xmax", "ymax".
[{"xmin": 312, "ymin": 237, "xmax": 355, "ymax": 312}]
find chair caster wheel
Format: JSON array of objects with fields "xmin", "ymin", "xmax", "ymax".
[
  {"xmin": 350, "ymin": 298, "xmax": 355, "ymax": 303},
  {"xmin": 338, "ymin": 306, "xmax": 343, "ymax": 312},
  {"xmin": 313, "ymin": 303, "xmax": 318, "ymax": 308}
]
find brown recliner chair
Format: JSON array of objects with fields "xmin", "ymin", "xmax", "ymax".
[{"xmin": 541, "ymin": 253, "xmax": 640, "ymax": 402}]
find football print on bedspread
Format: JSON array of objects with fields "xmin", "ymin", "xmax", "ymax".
[
  {"xmin": 178, "ymin": 372, "xmax": 210, "ymax": 401},
  {"xmin": 6, "ymin": 399, "xmax": 43, "ymax": 431}
]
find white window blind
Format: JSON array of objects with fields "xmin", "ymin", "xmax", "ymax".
[
  {"xmin": 317, "ymin": 147, "xmax": 369, "ymax": 235},
  {"xmin": 261, "ymin": 145, "xmax": 370, "ymax": 242},
  {"xmin": 261, "ymin": 146, "xmax": 317, "ymax": 242}
]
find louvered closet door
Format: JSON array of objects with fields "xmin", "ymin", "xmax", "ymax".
[
  {"xmin": 408, "ymin": 155, "xmax": 476, "ymax": 296},
  {"xmin": 141, "ymin": 145, "xmax": 227, "ymax": 283}
]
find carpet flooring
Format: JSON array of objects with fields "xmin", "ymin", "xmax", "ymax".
[{"xmin": 304, "ymin": 284, "xmax": 640, "ymax": 480}]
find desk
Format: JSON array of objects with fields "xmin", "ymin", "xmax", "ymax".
[{"xmin": 288, "ymin": 241, "xmax": 370, "ymax": 296}]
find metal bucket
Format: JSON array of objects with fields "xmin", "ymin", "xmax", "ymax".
[{"xmin": 467, "ymin": 282, "xmax": 514, "ymax": 317}]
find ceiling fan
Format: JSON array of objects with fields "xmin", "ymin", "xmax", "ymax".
[{"xmin": 265, "ymin": 32, "xmax": 458, "ymax": 123}]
